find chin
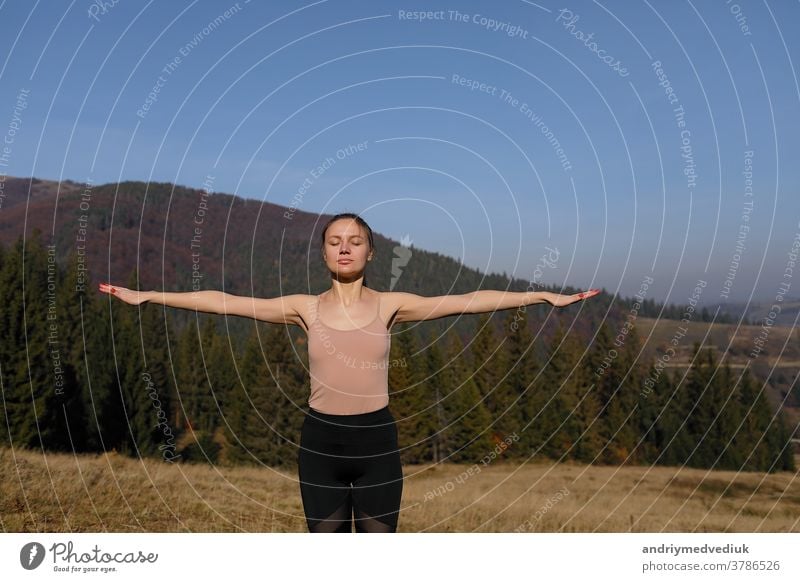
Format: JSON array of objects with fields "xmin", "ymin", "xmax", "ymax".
[{"xmin": 331, "ymin": 267, "xmax": 365, "ymax": 279}]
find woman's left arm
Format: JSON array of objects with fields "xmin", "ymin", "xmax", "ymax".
[
  {"xmin": 467, "ymin": 288, "xmax": 601, "ymax": 310},
  {"xmin": 391, "ymin": 288, "xmax": 600, "ymax": 323}
]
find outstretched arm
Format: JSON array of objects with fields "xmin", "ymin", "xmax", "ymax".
[
  {"xmin": 391, "ymin": 288, "xmax": 600, "ymax": 323},
  {"xmin": 98, "ymin": 283, "xmax": 308, "ymax": 326}
]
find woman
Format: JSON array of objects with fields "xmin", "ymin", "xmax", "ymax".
[{"xmin": 99, "ymin": 212, "xmax": 599, "ymax": 532}]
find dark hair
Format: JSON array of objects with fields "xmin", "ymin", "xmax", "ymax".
[{"xmin": 320, "ymin": 212, "xmax": 374, "ymax": 286}]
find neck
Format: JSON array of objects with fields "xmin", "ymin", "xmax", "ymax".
[{"xmin": 327, "ymin": 276, "xmax": 367, "ymax": 306}]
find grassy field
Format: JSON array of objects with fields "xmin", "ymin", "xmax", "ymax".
[{"xmin": 2, "ymin": 447, "xmax": 798, "ymax": 533}]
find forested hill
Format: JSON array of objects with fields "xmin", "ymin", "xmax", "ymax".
[
  {"xmin": 0, "ymin": 176, "xmax": 795, "ymax": 471},
  {"xmin": 0, "ymin": 175, "xmax": 720, "ymax": 324}
]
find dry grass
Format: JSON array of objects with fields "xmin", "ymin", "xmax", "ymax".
[{"xmin": 2, "ymin": 447, "xmax": 798, "ymax": 532}]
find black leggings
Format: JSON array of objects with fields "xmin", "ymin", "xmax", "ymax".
[{"xmin": 297, "ymin": 405, "xmax": 403, "ymax": 533}]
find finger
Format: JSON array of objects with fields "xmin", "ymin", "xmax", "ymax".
[{"xmin": 576, "ymin": 289, "xmax": 599, "ymax": 300}]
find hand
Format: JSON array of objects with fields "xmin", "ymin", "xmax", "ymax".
[
  {"xmin": 98, "ymin": 283, "xmax": 149, "ymax": 306},
  {"xmin": 549, "ymin": 288, "xmax": 601, "ymax": 307}
]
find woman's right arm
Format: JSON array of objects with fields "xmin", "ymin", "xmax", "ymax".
[
  {"xmin": 98, "ymin": 283, "xmax": 309, "ymax": 326},
  {"xmin": 147, "ymin": 289, "xmax": 227, "ymax": 313}
]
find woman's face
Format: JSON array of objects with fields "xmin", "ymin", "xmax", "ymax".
[{"xmin": 322, "ymin": 219, "xmax": 372, "ymax": 278}]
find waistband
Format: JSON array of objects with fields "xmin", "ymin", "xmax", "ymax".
[{"xmin": 304, "ymin": 404, "xmax": 393, "ymax": 428}]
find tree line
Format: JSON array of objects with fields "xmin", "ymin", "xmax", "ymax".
[{"xmin": 0, "ymin": 232, "xmax": 794, "ymax": 472}]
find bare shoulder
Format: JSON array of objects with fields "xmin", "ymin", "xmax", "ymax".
[
  {"xmin": 377, "ymin": 291, "xmax": 412, "ymax": 309},
  {"xmin": 377, "ymin": 291, "xmax": 416, "ymax": 327}
]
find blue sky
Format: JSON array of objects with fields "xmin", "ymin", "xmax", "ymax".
[{"xmin": 1, "ymin": 0, "xmax": 798, "ymax": 305}]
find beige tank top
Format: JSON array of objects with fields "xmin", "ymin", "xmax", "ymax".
[{"xmin": 307, "ymin": 293, "xmax": 391, "ymax": 415}]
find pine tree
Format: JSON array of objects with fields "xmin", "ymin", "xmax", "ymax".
[
  {"xmin": 57, "ymin": 249, "xmax": 96, "ymax": 451},
  {"xmin": 517, "ymin": 319, "xmax": 598, "ymax": 463},
  {"xmin": 712, "ymin": 359, "xmax": 745, "ymax": 470},
  {"xmin": 600, "ymin": 324, "xmax": 643, "ymax": 465},
  {"xmin": 422, "ymin": 339, "xmax": 448, "ymax": 463},
  {"xmin": 31, "ymin": 231, "xmax": 82, "ymax": 452},
  {"xmin": 195, "ymin": 316, "xmax": 220, "ymax": 433},
  {"xmin": 684, "ymin": 344, "xmax": 718, "ymax": 468},
  {"xmin": 389, "ymin": 323, "xmax": 431, "ymax": 463},
  {"xmin": 226, "ymin": 325, "xmax": 273, "ymax": 465},
  {"xmin": 637, "ymin": 361, "xmax": 669, "ymax": 464},
  {"xmin": 556, "ymin": 321, "xmax": 602, "ymax": 463},
  {"xmin": 737, "ymin": 366, "xmax": 773, "ymax": 471},
  {"xmin": 588, "ymin": 321, "xmax": 626, "ymax": 463},
  {"xmin": 441, "ymin": 332, "xmax": 492, "ymax": 463},
  {"xmin": 657, "ymin": 368, "xmax": 694, "ymax": 467},
  {"xmin": 500, "ymin": 309, "xmax": 537, "ymax": 459},
  {"xmin": 520, "ymin": 321, "xmax": 569, "ymax": 461},
  {"xmin": 137, "ymin": 298, "xmax": 178, "ymax": 458},
  {"xmin": 469, "ymin": 313, "xmax": 507, "ymax": 417},
  {"xmin": 175, "ymin": 321, "xmax": 207, "ymax": 433},
  {"xmin": 762, "ymin": 401, "xmax": 797, "ymax": 473},
  {"xmin": 118, "ymin": 269, "xmax": 171, "ymax": 458},
  {"xmin": 772, "ymin": 410, "xmax": 797, "ymax": 472},
  {"xmin": 264, "ymin": 323, "xmax": 307, "ymax": 468},
  {"xmin": 0, "ymin": 238, "xmax": 24, "ymax": 449},
  {"xmin": 0, "ymin": 232, "xmax": 78, "ymax": 451},
  {"xmin": 86, "ymin": 281, "xmax": 128, "ymax": 454},
  {"xmin": 206, "ymin": 320, "xmax": 244, "ymax": 465},
  {"xmin": 50, "ymin": 248, "xmax": 89, "ymax": 451}
]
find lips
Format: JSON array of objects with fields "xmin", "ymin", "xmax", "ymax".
[{"xmin": 337, "ymin": 259, "xmax": 352, "ymax": 264}]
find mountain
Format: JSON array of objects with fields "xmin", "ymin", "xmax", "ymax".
[
  {"xmin": 0, "ymin": 176, "xmax": 795, "ymax": 467},
  {"xmin": 0, "ymin": 175, "xmax": 527, "ymax": 299}
]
